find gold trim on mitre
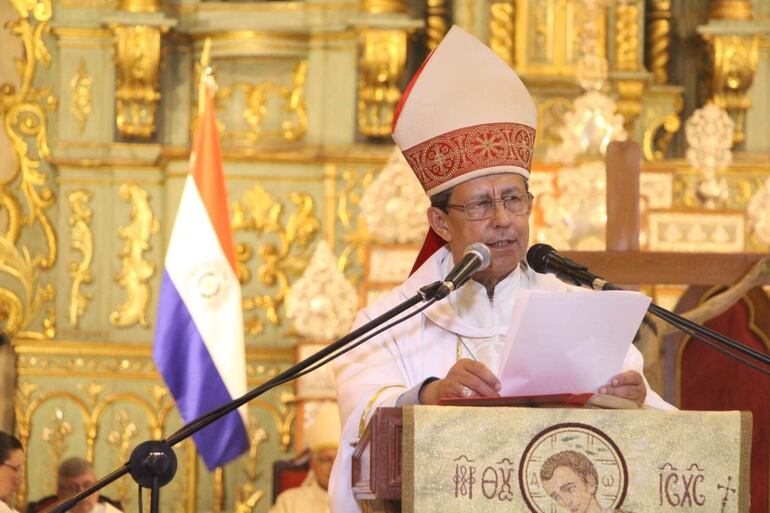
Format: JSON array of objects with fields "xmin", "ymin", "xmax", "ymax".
[{"xmin": 402, "ymin": 121, "xmax": 535, "ymax": 195}]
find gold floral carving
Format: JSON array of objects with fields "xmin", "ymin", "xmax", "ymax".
[
  {"xmin": 232, "ymin": 186, "xmax": 320, "ymax": 335},
  {"xmin": 0, "ymin": 235, "xmax": 55, "ymax": 338},
  {"xmin": 70, "ymin": 59, "xmax": 93, "ymax": 133},
  {"xmin": 706, "ymin": 33, "xmax": 759, "ymax": 145},
  {"xmin": 107, "ymin": 410, "xmax": 140, "ymax": 507},
  {"xmin": 645, "ymin": 0, "xmax": 671, "ymax": 84},
  {"xmin": 110, "ymin": 184, "xmax": 159, "ymax": 328},
  {"xmin": 0, "ymin": 0, "xmax": 57, "ymax": 338},
  {"xmin": 614, "ymin": 0, "xmax": 640, "ymax": 71},
  {"xmin": 334, "ymin": 165, "xmax": 378, "ymax": 283},
  {"xmin": 489, "ymin": 0, "xmax": 516, "ymax": 67},
  {"xmin": 218, "ymin": 61, "xmax": 308, "ymax": 144},
  {"xmin": 41, "ymin": 409, "xmax": 72, "ymax": 491},
  {"xmin": 286, "ymin": 240, "xmax": 358, "ymax": 340},
  {"xmin": 357, "ymin": 30, "xmax": 407, "ymax": 138},
  {"xmin": 641, "ymin": 100, "xmax": 682, "ymax": 161},
  {"xmin": 426, "ymin": 0, "xmax": 449, "ymax": 51},
  {"xmin": 68, "ymin": 190, "xmax": 93, "ymax": 327},
  {"xmin": 112, "ymin": 24, "xmax": 166, "ymax": 139},
  {"xmin": 235, "ymin": 417, "xmax": 268, "ymax": 513}
]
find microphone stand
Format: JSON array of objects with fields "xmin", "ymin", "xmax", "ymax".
[
  {"xmin": 43, "ymin": 280, "xmax": 443, "ymax": 513},
  {"xmin": 585, "ymin": 272, "xmax": 770, "ymax": 368}
]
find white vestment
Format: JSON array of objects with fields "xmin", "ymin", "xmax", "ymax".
[
  {"xmin": 268, "ymin": 471, "xmax": 330, "ymax": 513},
  {"xmin": 329, "ymin": 246, "xmax": 673, "ymax": 513},
  {"xmin": 0, "ymin": 499, "xmax": 18, "ymax": 513}
]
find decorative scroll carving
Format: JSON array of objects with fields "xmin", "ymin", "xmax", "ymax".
[
  {"xmin": 112, "ymin": 24, "xmax": 166, "ymax": 138},
  {"xmin": 0, "ymin": 0, "xmax": 57, "ymax": 338},
  {"xmin": 426, "ymin": 0, "xmax": 449, "ymax": 51},
  {"xmin": 41, "ymin": 409, "xmax": 72, "ymax": 491},
  {"xmin": 0, "ymin": 235, "xmax": 55, "ymax": 338},
  {"xmin": 68, "ymin": 190, "xmax": 93, "ymax": 327},
  {"xmin": 110, "ymin": 184, "xmax": 159, "ymax": 328},
  {"xmin": 749, "ymin": 178, "xmax": 770, "ymax": 247},
  {"xmin": 70, "ymin": 59, "xmax": 93, "ymax": 133},
  {"xmin": 642, "ymin": 103, "xmax": 682, "ymax": 161},
  {"xmin": 489, "ymin": 0, "xmax": 515, "ymax": 67},
  {"xmin": 615, "ymin": 0, "xmax": 640, "ymax": 71},
  {"xmin": 234, "ymin": 416, "xmax": 268, "ymax": 513},
  {"xmin": 232, "ymin": 186, "xmax": 320, "ymax": 335},
  {"xmin": 218, "ymin": 61, "xmax": 308, "ymax": 144},
  {"xmin": 334, "ymin": 165, "xmax": 378, "ymax": 282},
  {"xmin": 706, "ymin": 33, "xmax": 759, "ymax": 146},
  {"xmin": 107, "ymin": 410, "xmax": 139, "ymax": 507},
  {"xmin": 357, "ymin": 30, "xmax": 407, "ymax": 137},
  {"xmin": 645, "ymin": 0, "xmax": 671, "ymax": 84}
]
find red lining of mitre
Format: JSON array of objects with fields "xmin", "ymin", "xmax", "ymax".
[
  {"xmin": 392, "ymin": 48, "xmax": 436, "ymax": 132},
  {"xmin": 392, "ymin": 49, "xmax": 448, "ymax": 276}
]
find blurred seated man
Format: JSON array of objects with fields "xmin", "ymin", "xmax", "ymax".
[
  {"xmin": 269, "ymin": 402, "xmax": 340, "ymax": 513},
  {"xmin": 0, "ymin": 431, "xmax": 24, "ymax": 513},
  {"xmin": 27, "ymin": 457, "xmax": 122, "ymax": 513}
]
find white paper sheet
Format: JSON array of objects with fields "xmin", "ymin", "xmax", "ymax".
[{"xmin": 498, "ymin": 289, "xmax": 652, "ymax": 397}]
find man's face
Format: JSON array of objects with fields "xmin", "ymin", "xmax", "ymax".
[
  {"xmin": 309, "ymin": 447, "xmax": 336, "ymax": 491},
  {"xmin": 542, "ymin": 466, "xmax": 596, "ymax": 513},
  {"xmin": 429, "ymin": 173, "xmax": 531, "ymax": 284},
  {"xmin": 0, "ymin": 449, "xmax": 23, "ymax": 503},
  {"xmin": 58, "ymin": 470, "xmax": 99, "ymax": 513}
]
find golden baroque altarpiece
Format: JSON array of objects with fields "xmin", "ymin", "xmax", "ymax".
[{"xmin": 0, "ymin": 0, "xmax": 769, "ymax": 512}]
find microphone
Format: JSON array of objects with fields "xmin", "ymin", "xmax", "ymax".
[
  {"xmin": 526, "ymin": 243, "xmax": 619, "ymax": 291},
  {"xmin": 433, "ymin": 243, "xmax": 492, "ymax": 299}
]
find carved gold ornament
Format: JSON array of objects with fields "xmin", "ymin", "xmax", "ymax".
[
  {"xmin": 68, "ymin": 190, "xmax": 93, "ymax": 327},
  {"xmin": 748, "ymin": 178, "xmax": 770, "ymax": 247},
  {"xmin": 0, "ymin": 0, "xmax": 57, "ymax": 337},
  {"xmin": 705, "ymin": 32, "xmax": 759, "ymax": 145},
  {"xmin": 357, "ymin": 30, "xmax": 407, "ymax": 138},
  {"xmin": 425, "ymin": 0, "xmax": 449, "ymax": 51},
  {"xmin": 685, "ymin": 103, "xmax": 733, "ymax": 208},
  {"xmin": 360, "ymin": 148, "xmax": 428, "ymax": 244},
  {"xmin": 234, "ymin": 416, "xmax": 268, "ymax": 513},
  {"xmin": 334, "ymin": 165, "xmax": 378, "ymax": 282},
  {"xmin": 546, "ymin": 92, "xmax": 627, "ymax": 164},
  {"xmin": 645, "ymin": 0, "xmax": 671, "ymax": 84},
  {"xmin": 0, "ymin": 235, "xmax": 55, "ymax": 338},
  {"xmin": 489, "ymin": 0, "xmax": 515, "ymax": 66},
  {"xmin": 69, "ymin": 59, "xmax": 93, "ymax": 133},
  {"xmin": 112, "ymin": 24, "xmax": 166, "ymax": 139},
  {"xmin": 232, "ymin": 185, "xmax": 320, "ymax": 335},
  {"xmin": 218, "ymin": 61, "xmax": 308, "ymax": 144},
  {"xmin": 110, "ymin": 183, "xmax": 159, "ymax": 328},
  {"xmin": 286, "ymin": 240, "xmax": 358, "ymax": 341}
]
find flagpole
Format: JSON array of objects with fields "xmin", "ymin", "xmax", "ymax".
[{"xmin": 198, "ymin": 37, "xmax": 212, "ymax": 117}]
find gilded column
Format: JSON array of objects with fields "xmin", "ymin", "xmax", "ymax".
[
  {"xmin": 426, "ymin": 0, "xmax": 449, "ymax": 51},
  {"xmin": 489, "ymin": 0, "xmax": 516, "ymax": 67},
  {"xmin": 645, "ymin": 0, "xmax": 671, "ymax": 84},
  {"xmin": 107, "ymin": 0, "xmax": 173, "ymax": 139},
  {"xmin": 614, "ymin": 0, "xmax": 644, "ymax": 132},
  {"xmin": 356, "ymin": 0, "xmax": 415, "ymax": 137},
  {"xmin": 698, "ymin": 0, "xmax": 763, "ymax": 146}
]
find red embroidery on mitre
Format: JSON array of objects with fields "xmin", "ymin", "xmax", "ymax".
[{"xmin": 402, "ymin": 122, "xmax": 536, "ymax": 193}]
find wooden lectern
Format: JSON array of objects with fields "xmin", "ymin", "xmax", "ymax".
[{"xmin": 352, "ymin": 405, "xmax": 751, "ymax": 513}]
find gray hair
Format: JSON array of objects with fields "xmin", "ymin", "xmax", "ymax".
[{"xmin": 58, "ymin": 456, "xmax": 94, "ymax": 480}]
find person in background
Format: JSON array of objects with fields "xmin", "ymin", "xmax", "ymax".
[
  {"xmin": 26, "ymin": 457, "xmax": 122, "ymax": 513},
  {"xmin": 269, "ymin": 402, "xmax": 340, "ymax": 513},
  {"xmin": 0, "ymin": 432, "xmax": 23, "ymax": 513}
]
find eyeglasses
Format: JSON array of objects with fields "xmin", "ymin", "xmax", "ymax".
[
  {"xmin": 446, "ymin": 192, "xmax": 533, "ymax": 221},
  {"xmin": 1, "ymin": 462, "xmax": 23, "ymax": 475}
]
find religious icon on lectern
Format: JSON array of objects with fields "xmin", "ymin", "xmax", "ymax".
[{"xmin": 519, "ymin": 423, "xmax": 630, "ymax": 513}]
